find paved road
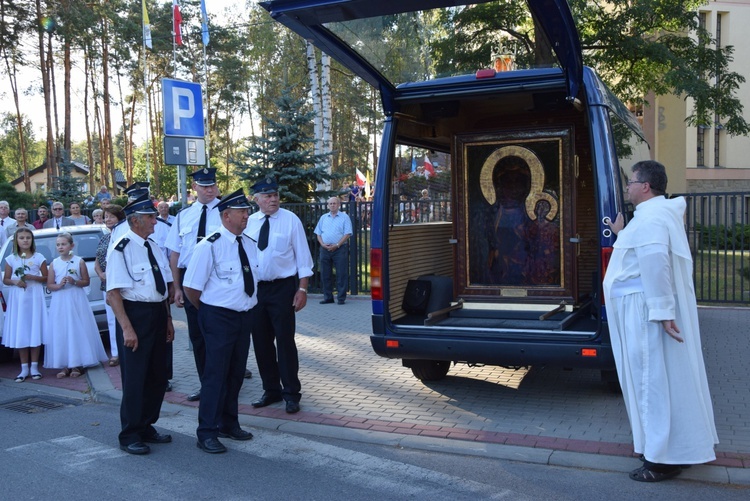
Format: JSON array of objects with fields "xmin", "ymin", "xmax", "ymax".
[{"xmin": 2, "ymin": 297, "xmax": 749, "ymax": 485}]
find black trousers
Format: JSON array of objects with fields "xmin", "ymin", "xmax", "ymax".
[
  {"xmin": 180, "ymin": 267, "xmax": 205, "ymax": 381},
  {"xmin": 251, "ymin": 275, "xmax": 300, "ymax": 402},
  {"xmin": 117, "ymin": 300, "xmax": 168, "ymax": 446},
  {"xmin": 196, "ymin": 304, "xmax": 252, "ymax": 440}
]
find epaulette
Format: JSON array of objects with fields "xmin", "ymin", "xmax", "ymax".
[
  {"xmin": 206, "ymin": 232, "xmax": 221, "ymax": 243},
  {"xmin": 115, "ymin": 238, "xmax": 130, "ymax": 252},
  {"xmin": 156, "ymin": 217, "xmax": 172, "ymax": 227}
]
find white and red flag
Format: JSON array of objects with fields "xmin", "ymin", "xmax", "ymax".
[
  {"xmin": 355, "ymin": 168, "xmax": 367, "ymax": 188},
  {"xmin": 424, "ymin": 156, "xmax": 435, "ymax": 177}
]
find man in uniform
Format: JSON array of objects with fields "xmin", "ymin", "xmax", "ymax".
[
  {"xmin": 183, "ymin": 189, "xmax": 257, "ymax": 454},
  {"xmin": 245, "ymin": 177, "xmax": 313, "ymax": 414},
  {"xmin": 314, "ymin": 197, "xmax": 352, "ymax": 305},
  {"xmin": 106, "ymin": 195, "xmax": 174, "ymax": 455},
  {"xmin": 107, "ymin": 182, "xmax": 152, "ymax": 257},
  {"xmin": 165, "ymin": 168, "xmax": 222, "ymax": 402}
]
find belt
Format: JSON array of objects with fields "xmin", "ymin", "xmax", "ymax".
[
  {"xmin": 609, "ymin": 277, "xmax": 644, "ymax": 298},
  {"xmin": 258, "ymin": 275, "xmax": 295, "ymax": 284}
]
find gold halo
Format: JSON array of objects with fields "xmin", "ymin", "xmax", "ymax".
[{"xmin": 479, "ymin": 145, "xmax": 558, "ymax": 221}]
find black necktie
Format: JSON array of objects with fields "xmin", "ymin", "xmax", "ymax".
[
  {"xmin": 197, "ymin": 204, "xmax": 208, "ymax": 243},
  {"xmin": 146, "ymin": 241, "xmax": 166, "ymax": 295},
  {"xmin": 236, "ymin": 236, "xmax": 255, "ymax": 297},
  {"xmin": 56, "ymin": 219, "xmax": 60, "ymax": 230},
  {"xmin": 258, "ymin": 215, "xmax": 270, "ymax": 251}
]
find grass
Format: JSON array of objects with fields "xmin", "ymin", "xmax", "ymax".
[{"xmin": 693, "ymin": 249, "xmax": 750, "ymax": 305}]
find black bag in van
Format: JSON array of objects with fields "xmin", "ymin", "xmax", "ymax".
[{"xmin": 402, "ymin": 280, "xmax": 431, "ymax": 315}]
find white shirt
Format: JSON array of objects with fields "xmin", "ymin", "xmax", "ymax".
[
  {"xmin": 151, "ymin": 219, "xmax": 172, "ymax": 259},
  {"xmin": 106, "ymin": 230, "xmax": 173, "ymax": 303},
  {"xmin": 244, "ymin": 208, "xmax": 313, "ymax": 281},
  {"xmin": 183, "ymin": 225, "xmax": 258, "ymax": 312},
  {"xmin": 106, "ymin": 219, "xmax": 130, "ymax": 258},
  {"xmin": 165, "ymin": 199, "xmax": 221, "ymax": 268}
]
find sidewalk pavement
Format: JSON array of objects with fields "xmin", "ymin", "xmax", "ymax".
[{"xmin": 2, "ymin": 297, "xmax": 749, "ymax": 485}]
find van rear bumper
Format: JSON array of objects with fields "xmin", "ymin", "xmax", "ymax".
[{"xmin": 371, "ymin": 316, "xmax": 615, "ymax": 370}]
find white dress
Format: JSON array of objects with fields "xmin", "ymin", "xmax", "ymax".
[
  {"xmin": 44, "ymin": 255, "xmax": 107, "ymax": 369},
  {"xmin": 2, "ymin": 252, "xmax": 49, "ymax": 348}
]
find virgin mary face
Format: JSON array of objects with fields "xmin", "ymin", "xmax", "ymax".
[{"xmin": 492, "ymin": 156, "xmax": 531, "ymax": 208}]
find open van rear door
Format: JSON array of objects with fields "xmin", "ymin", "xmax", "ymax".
[{"xmin": 261, "ymin": 0, "xmax": 584, "ymax": 112}]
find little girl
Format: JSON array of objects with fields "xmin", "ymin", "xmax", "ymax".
[
  {"xmin": 2, "ymin": 227, "xmax": 49, "ymax": 382},
  {"xmin": 45, "ymin": 232, "xmax": 107, "ymax": 377}
]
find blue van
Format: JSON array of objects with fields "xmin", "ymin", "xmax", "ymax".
[{"xmin": 263, "ymin": 0, "xmax": 650, "ymax": 383}]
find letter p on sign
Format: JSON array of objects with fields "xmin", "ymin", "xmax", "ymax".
[{"xmin": 162, "ymin": 78, "xmax": 205, "ymax": 138}]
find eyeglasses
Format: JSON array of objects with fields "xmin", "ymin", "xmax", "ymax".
[{"xmin": 52, "ymin": 207, "xmax": 64, "ymax": 210}]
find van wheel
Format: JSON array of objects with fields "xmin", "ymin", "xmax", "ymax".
[{"xmin": 409, "ymin": 360, "xmax": 451, "ymax": 381}]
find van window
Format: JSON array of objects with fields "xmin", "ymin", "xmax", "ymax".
[{"xmin": 391, "ymin": 143, "xmax": 451, "ymax": 225}]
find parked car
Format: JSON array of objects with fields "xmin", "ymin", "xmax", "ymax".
[{"xmin": 0, "ymin": 225, "xmax": 108, "ymax": 341}]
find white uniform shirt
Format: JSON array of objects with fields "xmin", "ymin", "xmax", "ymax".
[
  {"xmin": 106, "ymin": 219, "xmax": 130, "ymax": 258},
  {"xmin": 151, "ymin": 219, "xmax": 173, "ymax": 259},
  {"xmin": 244, "ymin": 208, "xmax": 313, "ymax": 282},
  {"xmin": 165, "ymin": 199, "xmax": 221, "ymax": 268},
  {"xmin": 183, "ymin": 225, "xmax": 258, "ymax": 312},
  {"xmin": 106, "ymin": 229, "xmax": 173, "ymax": 303}
]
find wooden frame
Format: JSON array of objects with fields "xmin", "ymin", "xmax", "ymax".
[{"xmin": 454, "ymin": 127, "xmax": 575, "ymax": 302}]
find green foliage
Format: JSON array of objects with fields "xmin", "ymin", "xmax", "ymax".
[
  {"xmin": 0, "ymin": 181, "xmax": 37, "ymax": 210},
  {"xmin": 234, "ymin": 89, "xmax": 339, "ymax": 202},
  {"xmin": 47, "ymin": 161, "xmax": 86, "ymax": 204},
  {"xmin": 696, "ymin": 223, "xmax": 750, "ymax": 250}
]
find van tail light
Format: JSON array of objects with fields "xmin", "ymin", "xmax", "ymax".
[
  {"xmin": 600, "ymin": 247, "xmax": 613, "ymax": 304},
  {"xmin": 370, "ymin": 248, "xmax": 382, "ymax": 300}
]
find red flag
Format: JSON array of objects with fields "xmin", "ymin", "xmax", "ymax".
[
  {"xmin": 173, "ymin": 0, "xmax": 183, "ymax": 46},
  {"xmin": 424, "ymin": 156, "xmax": 435, "ymax": 177}
]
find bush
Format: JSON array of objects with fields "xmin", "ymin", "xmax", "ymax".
[{"xmin": 696, "ymin": 223, "xmax": 750, "ymax": 250}]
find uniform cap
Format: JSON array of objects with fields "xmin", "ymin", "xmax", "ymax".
[
  {"xmin": 250, "ymin": 177, "xmax": 278, "ymax": 194},
  {"xmin": 124, "ymin": 181, "xmax": 150, "ymax": 200},
  {"xmin": 189, "ymin": 167, "xmax": 217, "ymax": 186},
  {"xmin": 216, "ymin": 189, "xmax": 252, "ymax": 212},
  {"xmin": 123, "ymin": 193, "xmax": 158, "ymax": 216}
]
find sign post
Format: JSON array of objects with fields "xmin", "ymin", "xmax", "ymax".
[{"xmin": 162, "ymin": 78, "xmax": 206, "ymax": 206}]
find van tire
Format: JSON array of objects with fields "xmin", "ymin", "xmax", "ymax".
[{"xmin": 408, "ymin": 360, "xmax": 451, "ymax": 381}]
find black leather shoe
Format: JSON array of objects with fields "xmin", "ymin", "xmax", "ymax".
[
  {"xmin": 120, "ymin": 442, "xmax": 150, "ymax": 455},
  {"xmin": 319, "ymin": 299, "xmax": 334, "ymax": 304},
  {"xmin": 197, "ymin": 437, "xmax": 227, "ymax": 454},
  {"xmin": 251, "ymin": 393, "xmax": 283, "ymax": 408},
  {"xmin": 337, "ymin": 300, "xmax": 346, "ymax": 305},
  {"xmin": 165, "ymin": 381, "xmax": 173, "ymax": 392},
  {"xmin": 218, "ymin": 428, "xmax": 254, "ymax": 441},
  {"xmin": 244, "ymin": 369, "xmax": 252, "ymax": 379},
  {"xmin": 285, "ymin": 401, "xmax": 300, "ymax": 414},
  {"xmin": 187, "ymin": 391, "xmax": 201, "ymax": 402},
  {"xmin": 142, "ymin": 432, "xmax": 172, "ymax": 444}
]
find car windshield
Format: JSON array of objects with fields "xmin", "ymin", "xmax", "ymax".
[
  {"xmin": 321, "ymin": 0, "xmax": 558, "ymax": 85},
  {"xmin": 2, "ymin": 230, "xmax": 102, "ymax": 265}
]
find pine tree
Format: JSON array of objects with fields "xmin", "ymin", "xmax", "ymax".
[
  {"xmin": 47, "ymin": 160, "xmax": 85, "ymax": 204},
  {"xmin": 235, "ymin": 90, "xmax": 339, "ymax": 202}
]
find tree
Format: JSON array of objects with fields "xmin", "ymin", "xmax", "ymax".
[
  {"xmin": 234, "ymin": 89, "xmax": 337, "ymax": 202},
  {"xmin": 47, "ymin": 160, "xmax": 85, "ymax": 204},
  {"xmin": 431, "ymin": 1, "xmax": 748, "ymax": 136}
]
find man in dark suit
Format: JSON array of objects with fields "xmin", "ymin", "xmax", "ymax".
[{"xmin": 43, "ymin": 202, "xmax": 75, "ymax": 229}]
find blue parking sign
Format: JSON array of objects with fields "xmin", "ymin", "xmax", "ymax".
[{"xmin": 163, "ymin": 79, "xmax": 205, "ymax": 138}]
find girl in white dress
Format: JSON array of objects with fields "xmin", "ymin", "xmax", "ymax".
[
  {"xmin": 2, "ymin": 228, "xmax": 49, "ymax": 382},
  {"xmin": 45, "ymin": 232, "xmax": 107, "ymax": 377}
]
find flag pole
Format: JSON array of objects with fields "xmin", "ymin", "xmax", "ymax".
[
  {"xmin": 200, "ymin": 0, "xmax": 211, "ymax": 170},
  {"xmin": 142, "ymin": 1, "xmax": 151, "ymax": 184}
]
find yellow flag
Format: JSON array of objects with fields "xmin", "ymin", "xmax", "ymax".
[{"xmin": 142, "ymin": 0, "xmax": 152, "ymax": 49}]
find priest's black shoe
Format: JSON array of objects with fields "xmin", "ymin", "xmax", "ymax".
[
  {"xmin": 197, "ymin": 438, "xmax": 227, "ymax": 454},
  {"xmin": 143, "ymin": 432, "xmax": 172, "ymax": 444},
  {"xmin": 319, "ymin": 299, "xmax": 334, "ymax": 304},
  {"xmin": 218, "ymin": 428, "xmax": 254, "ymax": 441},
  {"xmin": 120, "ymin": 442, "xmax": 150, "ymax": 455},
  {"xmin": 187, "ymin": 391, "xmax": 200, "ymax": 402},
  {"xmin": 285, "ymin": 401, "xmax": 300, "ymax": 414},
  {"xmin": 244, "ymin": 369, "xmax": 252, "ymax": 379},
  {"xmin": 251, "ymin": 393, "xmax": 283, "ymax": 408}
]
